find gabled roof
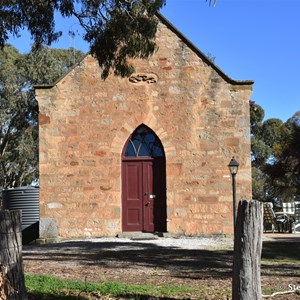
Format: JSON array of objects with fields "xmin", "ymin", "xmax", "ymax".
[
  {"xmin": 156, "ymin": 13, "xmax": 253, "ymax": 86},
  {"xmin": 35, "ymin": 12, "xmax": 254, "ymax": 90}
]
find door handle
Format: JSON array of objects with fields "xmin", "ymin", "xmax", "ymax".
[{"xmin": 149, "ymin": 195, "xmax": 156, "ymax": 199}]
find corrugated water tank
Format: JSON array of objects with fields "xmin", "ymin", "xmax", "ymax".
[{"xmin": 2, "ymin": 186, "xmax": 39, "ymax": 243}]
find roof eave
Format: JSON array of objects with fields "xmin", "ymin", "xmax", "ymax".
[{"xmin": 34, "ymin": 84, "xmax": 55, "ymax": 89}]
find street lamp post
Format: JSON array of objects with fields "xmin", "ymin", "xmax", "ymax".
[{"xmin": 228, "ymin": 157, "xmax": 239, "ymax": 232}]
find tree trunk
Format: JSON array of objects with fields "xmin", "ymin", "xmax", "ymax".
[
  {"xmin": 232, "ymin": 200, "xmax": 263, "ymax": 300},
  {"xmin": 0, "ymin": 210, "xmax": 27, "ymax": 300}
]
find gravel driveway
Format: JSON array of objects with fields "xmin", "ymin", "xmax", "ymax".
[{"xmin": 52, "ymin": 236, "xmax": 234, "ymax": 249}]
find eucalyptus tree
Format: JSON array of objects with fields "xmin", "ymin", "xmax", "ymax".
[
  {"xmin": 1, "ymin": 0, "xmax": 216, "ymax": 79},
  {"xmin": 250, "ymin": 102, "xmax": 273, "ymax": 201},
  {"xmin": 0, "ymin": 45, "xmax": 85, "ymax": 190},
  {"xmin": 267, "ymin": 113, "xmax": 300, "ymax": 201},
  {"xmin": 251, "ymin": 102, "xmax": 300, "ymax": 202}
]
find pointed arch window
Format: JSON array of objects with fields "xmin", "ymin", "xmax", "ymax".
[{"xmin": 124, "ymin": 125, "xmax": 164, "ymax": 157}]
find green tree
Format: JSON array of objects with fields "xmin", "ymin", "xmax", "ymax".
[
  {"xmin": 287, "ymin": 110, "xmax": 300, "ymax": 126},
  {"xmin": 23, "ymin": 46, "xmax": 85, "ymax": 85},
  {"xmin": 0, "ymin": 45, "xmax": 34, "ymax": 188},
  {"xmin": 1, "ymin": 1, "xmax": 216, "ymax": 79},
  {"xmin": 250, "ymin": 102, "xmax": 272, "ymax": 201},
  {"xmin": 1, "ymin": 0, "xmax": 166, "ymax": 79},
  {"xmin": 0, "ymin": 45, "xmax": 85, "ymax": 189},
  {"xmin": 267, "ymin": 118, "xmax": 300, "ymax": 202},
  {"xmin": 250, "ymin": 102, "xmax": 270, "ymax": 168},
  {"xmin": 251, "ymin": 101, "xmax": 300, "ymax": 202}
]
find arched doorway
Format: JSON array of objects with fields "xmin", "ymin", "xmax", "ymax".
[{"xmin": 122, "ymin": 125, "xmax": 167, "ymax": 232}]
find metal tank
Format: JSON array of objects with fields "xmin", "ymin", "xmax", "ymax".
[{"xmin": 2, "ymin": 186, "xmax": 39, "ymax": 243}]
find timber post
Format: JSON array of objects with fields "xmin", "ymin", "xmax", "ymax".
[
  {"xmin": 0, "ymin": 210, "xmax": 27, "ymax": 300},
  {"xmin": 232, "ymin": 200, "xmax": 263, "ymax": 300}
]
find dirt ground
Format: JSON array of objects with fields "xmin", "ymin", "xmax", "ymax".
[{"xmin": 22, "ymin": 235, "xmax": 300, "ymax": 300}]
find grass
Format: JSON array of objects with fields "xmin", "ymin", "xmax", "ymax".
[
  {"xmin": 260, "ymin": 240, "xmax": 300, "ymax": 297},
  {"xmin": 25, "ymin": 274, "xmax": 196, "ymax": 299},
  {"xmin": 261, "ymin": 241, "xmax": 300, "ymax": 276}
]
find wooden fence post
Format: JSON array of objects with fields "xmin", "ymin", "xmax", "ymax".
[
  {"xmin": 0, "ymin": 210, "xmax": 27, "ymax": 300},
  {"xmin": 232, "ymin": 200, "xmax": 263, "ymax": 300}
]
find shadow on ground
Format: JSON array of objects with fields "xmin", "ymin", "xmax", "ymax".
[
  {"xmin": 261, "ymin": 240, "xmax": 300, "ymax": 279},
  {"xmin": 23, "ymin": 240, "xmax": 233, "ymax": 281},
  {"xmin": 23, "ymin": 237, "xmax": 300, "ymax": 283}
]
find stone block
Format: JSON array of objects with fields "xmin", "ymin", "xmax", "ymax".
[{"xmin": 39, "ymin": 217, "xmax": 58, "ymax": 239}]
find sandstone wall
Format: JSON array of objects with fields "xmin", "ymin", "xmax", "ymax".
[{"xmin": 36, "ymin": 19, "xmax": 253, "ymax": 238}]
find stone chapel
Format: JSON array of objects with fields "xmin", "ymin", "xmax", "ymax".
[{"xmin": 35, "ymin": 13, "xmax": 253, "ymax": 239}]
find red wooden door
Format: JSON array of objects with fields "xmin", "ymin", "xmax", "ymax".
[
  {"xmin": 142, "ymin": 161, "xmax": 154, "ymax": 232},
  {"xmin": 122, "ymin": 159, "xmax": 166, "ymax": 232},
  {"xmin": 152, "ymin": 158, "xmax": 167, "ymax": 232}
]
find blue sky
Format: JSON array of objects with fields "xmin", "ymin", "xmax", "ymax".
[{"xmin": 8, "ymin": 0, "xmax": 300, "ymax": 122}]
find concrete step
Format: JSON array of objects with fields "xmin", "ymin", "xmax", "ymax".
[{"xmin": 117, "ymin": 232, "xmax": 166, "ymax": 240}]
